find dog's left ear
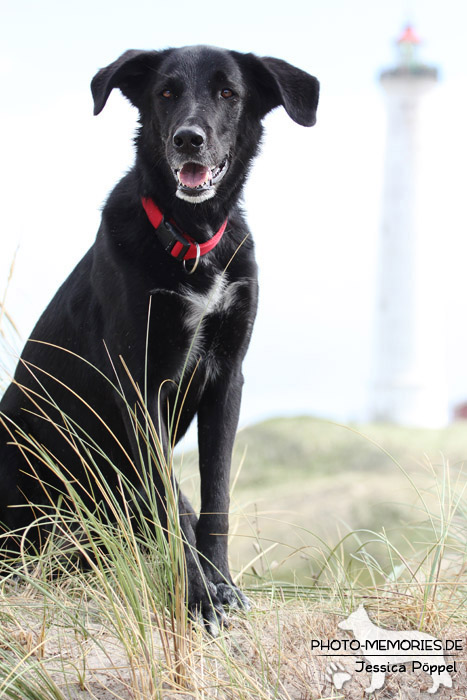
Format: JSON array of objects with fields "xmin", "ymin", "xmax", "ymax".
[
  {"xmin": 91, "ymin": 49, "xmax": 164, "ymax": 115},
  {"xmin": 238, "ymin": 53, "xmax": 319, "ymax": 127}
]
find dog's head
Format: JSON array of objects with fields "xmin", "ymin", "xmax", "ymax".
[
  {"xmin": 338, "ymin": 605, "xmax": 370, "ymax": 632},
  {"xmin": 91, "ymin": 46, "xmax": 319, "ymax": 207}
]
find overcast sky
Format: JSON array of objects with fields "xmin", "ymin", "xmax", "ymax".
[{"xmin": 2, "ymin": 0, "xmax": 467, "ymax": 432}]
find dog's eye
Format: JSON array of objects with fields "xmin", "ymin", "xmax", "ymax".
[
  {"xmin": 161, "ymin": 89, "xmax": 173, "ymax": 99},
  {"xmin": 220, "ymin": 88, "xmax": 234, "ymax": 99}
]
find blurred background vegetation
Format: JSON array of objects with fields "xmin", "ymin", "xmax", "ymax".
[{"xmin": 179, "ymin": 416, "xmax": 467, "ymax": 585}]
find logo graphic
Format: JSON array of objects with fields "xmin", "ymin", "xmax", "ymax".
[
  {"xmin": 336, "ymin": 604, "xmax": 454, "ymax": 694},
  {"xmin": 316, "ymin": 605, "xmax": 459, "ymax": 695},
  {"xmin": 324, "ymin": 662, "xmax": 352, "ymax": 690}
]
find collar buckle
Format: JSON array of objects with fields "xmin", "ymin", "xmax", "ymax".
[
  {"xmin": 161, "ymin": 217, "xmax": 192, "ymax": 261},
  {"xmin": 141, "ymin": 197, "xmax": 228, "ymax": 270}
]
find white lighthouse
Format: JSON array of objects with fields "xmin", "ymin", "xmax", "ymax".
[{"xmin": 372, "ymin": 26, "xmax": 448, "ymax": 427}]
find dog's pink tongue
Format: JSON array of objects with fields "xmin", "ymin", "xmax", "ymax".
[{"xmin": 179, "ymin": 163, "xmax": 211, "ymax": 188}]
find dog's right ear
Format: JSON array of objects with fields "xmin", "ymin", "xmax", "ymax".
[
  {"xmin": 236, "ymin": 52, "xmax": 319, "ymax": 127},
  {"xmin": 91, "ymin": 49, "xmax": 163, "ymax": 115}
]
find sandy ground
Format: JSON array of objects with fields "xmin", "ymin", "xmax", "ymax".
[{"xmin": 9, "ymin": 601, "xmax": 464, "ymax": 700}]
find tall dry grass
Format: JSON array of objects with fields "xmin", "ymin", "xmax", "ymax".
[{"xmin": 0, "ymin": 269, "xmax": 466, "ymax": 698}]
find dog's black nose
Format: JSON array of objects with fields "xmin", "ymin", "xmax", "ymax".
[{"xmin": 173, "ymin": 126, "xmax": 206, "ymax": 151}]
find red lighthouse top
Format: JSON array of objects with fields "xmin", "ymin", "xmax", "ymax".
[
  {"xmin": 380, "ymin": 23, "xmax": 438, "ymax": 82},
  {"xmin": 397, "ymin": 25, "xmax": 421, "ymax": 45}
]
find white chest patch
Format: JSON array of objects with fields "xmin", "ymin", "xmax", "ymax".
[
  {"xmin": 180, "ymin": 273, "xmax": 240, "ymax": 381},
  {"xmin": 181, "ymin": 273, "xmax": 229, "ymax": 333}
]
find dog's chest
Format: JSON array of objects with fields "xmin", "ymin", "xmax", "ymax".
[
  {"xmin": 181, "ymin": 274, "xmax": 231, "ymax": 331},
  {"xmin": 180, "ymin": 273, "xmax": 243, "ymax": 377}
]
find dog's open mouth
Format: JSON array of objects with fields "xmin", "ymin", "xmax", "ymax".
[{"xmin": 174, "ymin": 158, "xmax": 229, "ymax": 201}]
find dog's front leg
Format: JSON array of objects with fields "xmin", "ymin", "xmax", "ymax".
[
  {"xmin": 119, "ymin": 404, "xmax": 226, "ymax": 634},
  {"xmin": 196, "ymin": 367, "xmax": 250, "ymax": 611},
  {"xmin": 365, "ymin": 669, "xmax": 385, "ymax": 694}
]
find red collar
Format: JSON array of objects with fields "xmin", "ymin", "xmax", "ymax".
[{"xmin": 141, "ymin": 197, "xmax": 227, "ymax": 263}]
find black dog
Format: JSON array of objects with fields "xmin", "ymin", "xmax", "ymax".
[{"xmin": 0, "ymin": 46, "xmax": 318, "ymax": 632}]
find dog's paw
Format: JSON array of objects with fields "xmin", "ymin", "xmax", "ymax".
[
  {"xmin": 216, "ymin": 582, "xmax": 251, "ymax": 611},
  {"xmin": 189, "ymin": 588, "xmax": 227, "ymax": 637},
  {"xmin": 202, "ymin": 603, "xmax": 228, "ymax": 637},
  {"xmin": 324, "ymin": 662, "xmax": 352, "ymax": 690}
]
